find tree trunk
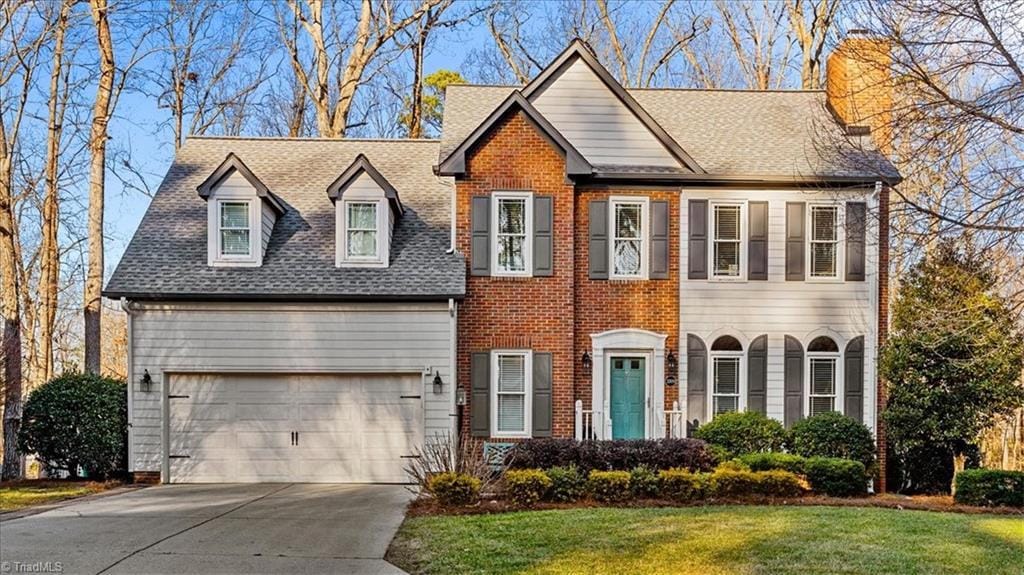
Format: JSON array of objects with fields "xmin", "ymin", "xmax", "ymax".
[
  {"xmin": 1, "ymin": 135, "xmax": 24, "ymax": 481},
  {"xmin": 408, "ymin": 24, "xmax": 425, "ymax": 138},
  {"xmin": 951, "ymin": 452, "xmax": 967, "ymax": 495},
  {"xmin": 84, "ymin": 0, "xmax": 115, "ymax": 374}
]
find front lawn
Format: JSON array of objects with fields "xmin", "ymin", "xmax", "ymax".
[
  {"xmin": 389, "ymin": 505, "xmax": 1024, "ymax": 575},
  {"xmin": 0, "ymin": 480, "xmax": 116, "ymax": 512}
]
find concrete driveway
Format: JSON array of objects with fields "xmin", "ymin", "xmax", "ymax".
[{"xmin": 0, "ymin": 483, "xmax": 415, "ymax": 575}]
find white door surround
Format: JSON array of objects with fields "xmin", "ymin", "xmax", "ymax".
[{"xmin": 590, "ymin": 329, "xmax": 667, "ymax": 439}]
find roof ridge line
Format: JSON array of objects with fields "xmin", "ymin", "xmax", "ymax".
[{"xmin": 187, "ymin": 135, "xmax": 440, "ymax": 143}]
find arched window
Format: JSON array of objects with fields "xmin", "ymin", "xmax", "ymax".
[
  {"xmin": 806, "ymin": 336, "xmax": 840, "ymax": 416},
  {"xmin": 710, "ymin": 336, "xmax": 744, "ymax": 416}
]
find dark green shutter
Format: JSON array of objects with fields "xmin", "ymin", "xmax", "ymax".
[
  {"xmin": 533, "ymin": 196, "xmax": 553, "ymax": 276},
  {"xmin": 470, "ymin": 196, "xmax": 490, "ymax": 276},
  {"xmin": 470, "ymin": 352, "xmax": 490, "ymax": 437},
  {"xmin": 748, "ymin": 335, "xmax": 768, "ymax": 415},
  {"xmin": 784, "ymin": 336, "xmax": 804, "ymax": 428},
  {"xmin": 686, "ymin": 334, "xmax": 707, "ymax": 431},
  {"xmin": 650, "ymin": 200, "xmax": 669, "ymax": 279},
  {"xmin": 846, "ymin": 202, "xmax": 866, "ymax": 281},
  {"xmin": 748, "ymin": 202, "xmax": 768, "ymax": 280},
  {"xmin": 688, "ymin": 200, "xmax": 708, "ymax": 279},
  {"xmin": 785, "ymin": 202, "xmax": 805, "ymax": 281},
  {"xmin": 844, "ymin": 336, "xmax": 865, "ymax": 423},
  {"xmin": 532, "ymin": 352, "xmax": 553, "ymax": 437},
  {"xmin": 589, "ymin": 200, "xmax": 608, "ymax": 279}
]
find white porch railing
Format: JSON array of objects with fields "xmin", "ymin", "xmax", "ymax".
[
  {"xmin": 575, "ymin": 399, "xmax": 688, "ymax": 440},
  {"xmin": 666, "ymin": 401, "xmax": 686, "ymax": 439}
]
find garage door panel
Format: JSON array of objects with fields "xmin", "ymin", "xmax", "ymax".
[
  {"xmin": 298, "ymin": 403, "xmax": 356, "ymax": 423},
  {"xmin": 171, "ymin": 430, "xmax": 235, "ymax": 451},
  {"xmin": 236, "ymin": 430, "xmax": 291, "ymax": 448},
  {"xmin": 236, "ymin": 403, "xmax": 291, "ymax": 421}
]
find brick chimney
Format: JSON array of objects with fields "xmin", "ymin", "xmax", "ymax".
[{"xmin": 826, "ymin": 30, "xmax": 893, "ymax": 155}]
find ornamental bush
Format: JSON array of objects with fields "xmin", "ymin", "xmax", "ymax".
[
  {"xmin": 788, "ymin": 412, "xmax": 876, "ymax": 471},
  {"xmin": 659, "ymin": 469, "xmax": 711, "ymax": 502},
  {"xmin": 629, "ymin": 466, "xmax": 660, "ymax": 498},
  {"xmin": 755, "ymin": 470, "xmax": 805, "ymax": 498},
  {"xmin": 738, "ymin": 453, "xmax": 807, "ymax": 475},
  {"xmin": 693, "ymin": 412, "xmax": 787, "ymax": 456},
  {"xmin": 427, "ymin": 472, "xmax": 481, "ymax": 506},
  {"xmin": 509, "ymin": 439, "xmax": 715, "ymax": 473},
  {"xmin": 587, "ymin": 470, "xmax": 632, "ymax": 502},
  {"xmin": 953, "ymin": 469, "xmax": 1024, "ymax": 507},
  {"xmin": 545, "ymin": 466, "xmax": 586, "ymax": 502},
  {"xmin": 805, "ymin": 457, "xmax": 868, "ymax": 497},
  {"xmin": 505, "ymin": 469, "xmax": 552, "ymax": 506},
  {"xmin": 18, "ymin": 373, "xmax": 127, "ymax": 479},
  {"xmin": 710, "ymin": 468, "xmax": 761, "ymax": 498}
]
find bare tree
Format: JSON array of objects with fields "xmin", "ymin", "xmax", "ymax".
[{"xmin": 786, "ymin": 0, "xmax": 839, "ymax": 89}]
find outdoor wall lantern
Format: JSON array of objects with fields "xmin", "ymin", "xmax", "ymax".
[
  {"xmin": 666, "ymin": 350, "xmax": 678, "ymax": 386},
  {"xmin": 433, "ymin": 370, "xmax": 444, "ymax": 394},
  {"xmin": 581, "ymin": 351, "xmax": 592, "ymax": 372},
  {"xmin": 140, "ymin": 369, "xmax": 153, "ymax": 393}
]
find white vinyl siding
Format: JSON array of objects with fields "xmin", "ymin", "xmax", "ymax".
[
  {"xmin": 261, "ymin": 201, "xmax": 276, "ymax": 256},
  {"xmin": 491, "ymin": 350, "xmax": 532, "ymax": 438},
  {"xmin": 680, "ymin": 188, "xmax": 879, "ymax": 435},
  {"xmin": 609, "ymin": 197, "xmax": 649, "ymax": 279},
  {"xmin": 808, "ymin": 205, "xmax": 842, "ymax": 279},
  {"xmin": 711, "ymin": 202, "xmax": 745, "ymax": 279},
  {"xmin": 125, "ymin": 302, "xmax": 455, "ymax": 474},
  {"xmin": 492, "ymin": 192, "xmax": 532, "ymax": 276}
]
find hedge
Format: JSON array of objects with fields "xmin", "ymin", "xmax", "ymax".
[
  {"xmin": 805, "ymin": 457, "xmax": 868, "ymax": 497},
  {"xmin": 953, "ymin": 469, "xmax": 1024, "ymax": 507},
  {"xmin": 587, "ymin": 470, "xmax": 632, "ymax": 502},
  {"xmin": 427, "ymin": 472, "xmax": 480, "ymax": 506},
  {"xmin": 693, "ymin": 412, "xmax": 788, "ymax": 456},
  {"xmin": 788, "ymin": 412, "xmax": 876, "ymax": 471},
  {"xmin": 509, "ymin": 438, "xmax": 716, "ymax": 473},
  {"xmin": 737, "ymin": 453, "xmax": 807, "ymax": 475},
  {"xmin": 505, "ymin": 469, "xmax": 552, "ymax": 506},
  {"xmin": 545, "ymin": 466, "xmax": 586, "ymax": 502}
]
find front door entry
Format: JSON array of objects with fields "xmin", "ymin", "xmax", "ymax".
[{"xmin": 610, "ymin": 357, "xmax": 645, "ymax": 439}]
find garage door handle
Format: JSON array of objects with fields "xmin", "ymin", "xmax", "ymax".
[
  {"xmin": 400, "ymin": 395, "xmax": 421, "ymax": 399},
  {"xmin": 169, "ymin": 455, "xmax": 191, "ymax": 459}
]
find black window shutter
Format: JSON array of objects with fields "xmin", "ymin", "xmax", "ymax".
[
  {"xmin": 470, "ymin": 196, "xmax": 490, "ymax": 276},
  {"xmin": 532, "ymin": 352, "xmax": 553, "ymax": 437},
  {"xmin": 785, "ymin": 202, "xmax": 805, "ymax": 281},
  {"xmin": 747, "ymin": 334, "xmax": 768, "ymax": 415},
  {"xmin": 686, "ymin": 334, "xmax": 707, "ymax": 432},
  {"xmin": 688, "ymin": 200, "xmax": 708, "ymax": 279},
  {"xmin": 533, "ymin": 196, "xmax": 553, "ymax": 277},
  {"xmin": 844, "ymin": 336, "xmax": 865, "ymax": 423},
  {"xmin": 846, "ymin": 202, "xmax": 866, "ymax": 281},
  {"xmin": 589, "ymin": 200, "xmax": 609, "ymax": 279},
  {"xmin": 783, "ymin": 336, "xmax": 804, "ymax": 428},
  {"xmin": 650, "ymin": 200, "xmax": 670, "ymax": 279},
  {"xmin": 748, "ymin": 201, "xmax": 768, "ymax": 280},
  {"xmin": 470, "ymin": 352, "xmax": 490, "ymax": 437}
]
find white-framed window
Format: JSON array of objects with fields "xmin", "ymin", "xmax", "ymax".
[
  {"xmin": 808, "ymin": 204, "xmax": 843, "ymax": 279},
  {"xmin": 491, "ymin": 350, "xmax": 532, "ymax": 437},
  {"xmin": 610, "ymin": 197, "xmax": 649, "ymax": 279},
  {"xmin": 708, "ymin": 335, "xmax": 745, "ymax": 418},
  {"xmin": 217, "ymin": 200, "xmax": 254, "ymax": 259},
  {"xmin": 343, "ymin": 200, "xmax": 381, "ymax": 260},
  {"xmin": 806, "ymin": 336, "xmax": 842, "ymax": 416},
  {"xmin": 710, "ymin": 202, "xmax": 745, "ymax": 279},
  {"xmin": 492, "ymin": 192, "xmax": 532, "ymax": 276}
]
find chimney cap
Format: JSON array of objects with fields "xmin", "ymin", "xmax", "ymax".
[{"xmin": 848, "ymin": 28, "xmax": 873, "ymax": 36}]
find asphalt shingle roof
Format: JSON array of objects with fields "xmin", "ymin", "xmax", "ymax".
[
  {"xmin": 104, "ymin": 137, "xmax": 465, "ymax": 300},
  {"xmin": 439, "ymin": 85, "xmax": 899, "ymax": 181}
]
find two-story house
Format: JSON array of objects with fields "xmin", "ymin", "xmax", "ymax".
[{"xmin": 106, "ymin": 36, "xmax": 898, "ymax": 487}]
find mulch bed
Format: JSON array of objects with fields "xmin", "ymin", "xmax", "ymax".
[{"xmin": 407, "ymin": 492, "xmax": 1024, "ymax": 517}]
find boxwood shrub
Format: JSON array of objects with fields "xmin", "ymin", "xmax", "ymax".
[
  {"xmin": 509, "ymin": 438, "xmax": 716, "ymax": 473},
  {"xmin": 629, "ymin": 466, "xmax": 660, "ymax": 498},
  {"xmin": 788, "ymin": 412, "xmax": 876, "ymax": 471},
  {"xmin": 505, "ymin": 469, "xmax": 552, "ymax": 506},
  {"xmin": 953, "ymin": 469, "xmax": 1024, "ymax": 507},
  {"xmin": 545, "ymin": 466, "xmax": 586, "ymax": 502},
  {"xmin": 587, "ymin": 470, "xmax": 632, "ymax": 502},
  {"xmin": 659, "ymin": 469, "xmax": 711, "ymax": 502},
  {"xmin": 692, "ymin": 412, "xmax": 787, "ymax": 456},
  {"xmin": 738, "ymin": 453, "xmax": 807, "ymax": 475},
  {"xmin": 805, "ymin": 457, "xmax": 868, "ymax": 497},
  {"xmin": 755, "ymin": 470, "xmax": 805, "ymax": 498},
  {"xmin": 427, "ymin": 472, "xmax": 481, "ymax": 506}
]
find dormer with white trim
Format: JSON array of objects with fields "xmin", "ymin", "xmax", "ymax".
[
  {"xmin": 197, "ymin": 152, "xmax": 285, "ymax": 267},
  {"xmin": 327, "ymin": 154, "xmax": 404, "ymax": 268}
]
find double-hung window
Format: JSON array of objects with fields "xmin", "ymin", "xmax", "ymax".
[
  {"xmin": 709, "ymin": 335, "xmax": 744, "ymax": 418},
  {"xmin": 492, "ymin": 192, "xmax": 532, "ymax": 276},
  {"xmin": 218, "ymin": 200, "xmax": 252, "ymax": 258},
  {"xmin": 806, "ymin": 336, "xmax": 841, "ymax": 416},
  {"xmin": 711, "ymin": 203, "xmax": 744, "ymax": 279},
  {"xmin": 491, "ymin": 350, "xmax": 532, "ymax": 437},
  {"xmin": 345, "ymin": 201, "xmax": 380, "ymax": 260},
  {"xmin": 809, "ymin": 205, "xmax": 840, "ymax": 279},
  {"xmin": 610, "ymin": 198, "xmax": 648, "ymax": 279}
]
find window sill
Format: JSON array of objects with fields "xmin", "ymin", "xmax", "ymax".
[{"xmin": 488, "ymin": 274, "xmax": 534, "ymax": 282}]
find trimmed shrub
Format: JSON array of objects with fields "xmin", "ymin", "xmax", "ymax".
[
  {"xmin": 717, "ymin": 460, "xmax": 751, "ymax": 472},
  {"xmin": 738, "ymin": 452, "xmax": 807, "ymax": 475},
  {"xmin": 954, "ymin": 469, "xmax": 1024, "ymax": 507},
  {"xmin": 587, "ymin": 470, "xmax": 632, "ymax": 502},
  {"xmin": 706, "ymin": 444, "xmax": 734, "ymax": 465},
  {"xmin": 545, "ymin": 466, "xmax": 586, "ymax": 503},
  {"xmin": 629, "ymin": 466, "xmax": 660, "ymax": 498},
  {"xmin": 756, "ymin": 470, "xmax": 805, "ymax": 498},
  {"xmin": 505, "ymin": 469, "xmax": 552, "ymax": 506},
  {"xmin": 805, "ymin": 457, "xmax": 868, "ymax": 497},
  {"xmin": 18, "ymin": 373, "xmax": 127, "ymax": 479},
  {"xmin": 789, "ymin": 412, "xmax": 876, "ymax": 471},
  {"xmin": 427, "ymin": 472, "xmax": 481, "ymax": 506},
  {"xmin": 710, "ymin": 468, "xmax": 761, "ymax": 498},
  {"xmin": 693, "ymin": 412, "xmax": 788, "ymax": 455},
  {"xmin": 659, "ymin": 469, "xmax": 711, "ymax": 502},
  {"xmin": 510, "ymin": 439, "xmax": 716, "ymax": 473}
]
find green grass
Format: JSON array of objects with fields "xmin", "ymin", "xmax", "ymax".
[
  {"xmin": 0, "ymin": 480, "xmax": 112, "ymax": 512},
  {"xmin": 389, "ymin": 506, "xmax": 1024, "ymax": 575}
]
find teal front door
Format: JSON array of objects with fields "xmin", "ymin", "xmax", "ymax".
[{"xmin": 610, "ymin": 357, "xmax": 646, "ymax": 439}]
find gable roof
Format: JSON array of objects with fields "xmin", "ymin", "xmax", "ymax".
[
  {"xmin": 436, "ymin": 90, "xmax": 591, "ymax": 176},
  {"xmin": 196, "ymin": 152, "xmax": 286, "ymax": 214},
  {"xmin": 327, "ymin": 153, "xmax": 405, "ymax": 214},
  {"xmin": 105, "ymin": 137, "xmax": 464, "ymax": 301},
  {"xmin": 440, "ymin": 85, "xmax": 900, "ymax": 184}
]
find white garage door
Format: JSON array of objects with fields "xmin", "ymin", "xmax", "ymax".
[{"xmin": 167, "ymin": 373, "xmax": 423, "ymax": 483}]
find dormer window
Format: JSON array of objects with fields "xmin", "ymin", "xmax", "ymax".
[
  {"xmin": 328, "ymin": 154, "xmax": 404, "ymax": 269},
  {"xmin": 218, "ymin": 200, "xmax": 253, "ymax": 258}
]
